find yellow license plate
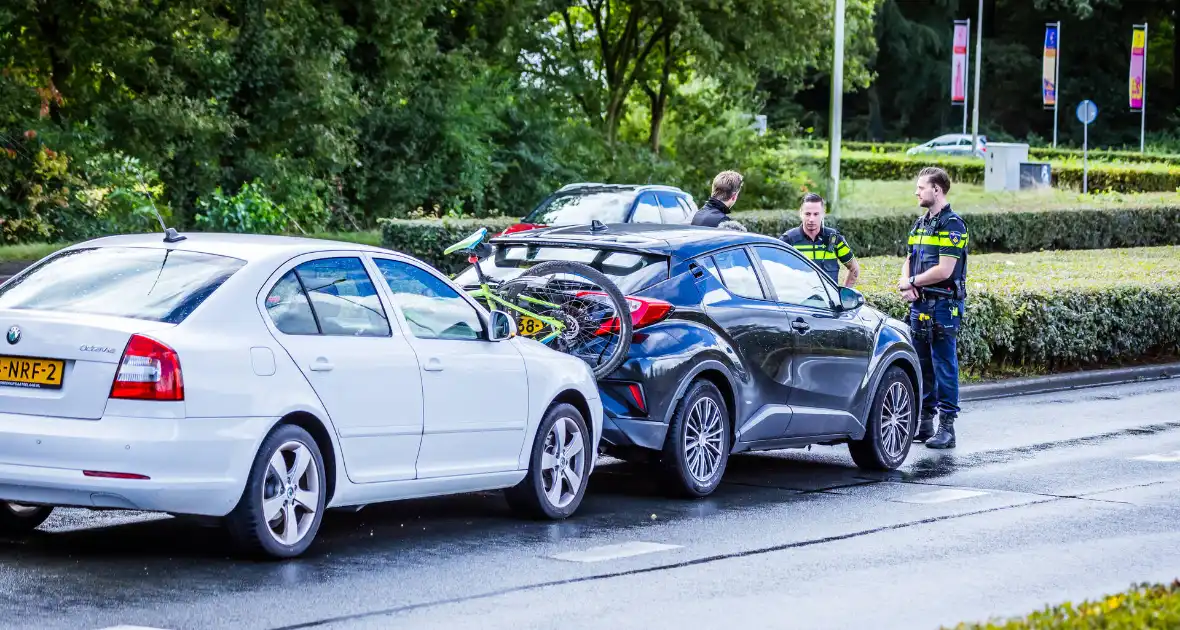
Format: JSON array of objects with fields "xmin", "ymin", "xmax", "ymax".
[
  {"xmin": 0, "ymin": 356, "xmax": 65, "ymax": 389},
  {"xmin": 517, "ymin": 316, "xmax": 548, "ymax": 337}
]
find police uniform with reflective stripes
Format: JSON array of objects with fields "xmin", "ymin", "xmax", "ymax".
[
  {"xmin": 780, "ymin": 227, "xmax": 854, "ymax": 285},
  {"xmin": 907, "ymin": 204, "xmax": 969, "ymax": 434}
]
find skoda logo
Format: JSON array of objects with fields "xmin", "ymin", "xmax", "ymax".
[{"xmin": 6, "ymin": 326, "xmax": 20, "ymax": 345}]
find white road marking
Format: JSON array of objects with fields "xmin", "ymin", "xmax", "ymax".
[
  {"xmin": 550, "ymin": 541, "xmax": 682, "ymax": 563},
  {"xmin": 894, "ymin": 488, "xmax": 989, "ymax": 504},
  {"xmin": 96, "ymin": 626, "xmax": 172, "ymax": 630},
  {"xmin": 1133, "ymin": 451, "xmax": 1180, "ymax": 462}
]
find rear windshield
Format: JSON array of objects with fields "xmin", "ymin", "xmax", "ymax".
[
  {"xmin": 453, "ymin": 244, "xmax": 668, "ymax": 295},
  {"xmin": 0, "ymin": 246, "xmax": 246, "ymax": 324},
  {"xmin": 523, "ymin": 191, "xmax": 635, "ymax": 225}
]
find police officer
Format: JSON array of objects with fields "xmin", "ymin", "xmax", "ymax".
[
  {"xmin": 896, "ymin": 167, "xmax": 968, "ymax": 449},
  {"xmin": 780, "ymin": 193, "xmax": 860, "ymax": 287}
]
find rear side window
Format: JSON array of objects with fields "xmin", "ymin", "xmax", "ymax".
[
  {"xmin": 712, "ymin": 248, "xmax": 765, "ymax": 300},
  {"xmin": 265, "ymin": 257, "xmax": 391, "ymax": 337},
  {"xmin": 453, "ymin": 245, "xmax": 669, "ymax": 295},
  {"xmin": 0, "ymin": 246, "xmax": 245, "ymax": 324}
]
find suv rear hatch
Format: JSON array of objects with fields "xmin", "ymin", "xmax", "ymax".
[{"xmin": 0, "ymin": 245, "xmax": 245, "ymax": 419}]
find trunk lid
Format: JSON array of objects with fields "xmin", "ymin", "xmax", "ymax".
[{"xmin": 0, "ymin": 310, "xmax": 173, "ymax": 419}]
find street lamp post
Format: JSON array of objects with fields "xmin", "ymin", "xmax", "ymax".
[
  {"xmin": 970, "ymin": 0, "xmax": 983, "ymax": 155},
  {"xmin": 828, "ymin": 0, "xmax": 845, "ymax": 213}
]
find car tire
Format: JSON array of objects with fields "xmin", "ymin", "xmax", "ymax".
[
  {"xmin": 506, "ymin": 403, "xmax": 592, "ymax": 520},
  {"xmin": 225, "ymin": 424, "xmax": 327, "ymax": 560},
  {"xmin": 660, "ymin": 379, "xmax": 730, "ymax": 498},
  {"xmin": 849, "ymin": 366, "xmax": 916, "ymax": 470},
  {"xmin": 0, "ymin": 502, "xmax": 53, "ymax": 536}
]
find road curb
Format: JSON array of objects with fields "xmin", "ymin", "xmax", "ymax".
[{"xmin": 961, "ymin": 361, "xmax": 1180, "ymax": 402}]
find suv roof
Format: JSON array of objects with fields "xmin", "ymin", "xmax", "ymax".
[
  {"xmin": 555, "ymin": 183, "xmax": 690, "ymax": 194},
  {"xmin": 491, "ymin": 222, "xmax": 781, "ymax": 259}
]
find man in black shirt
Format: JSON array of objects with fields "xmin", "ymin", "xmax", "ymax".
[
  {"xmin": 691, "ymin": 171, "xmax": 743, "ymax": 227},
  {"xmin": 897, "ymin": 167, "xmax": 969, "ymax": 449},
  {"xmin": 780, "ymin": 193, "xmax": 860, "ymax": 287}
]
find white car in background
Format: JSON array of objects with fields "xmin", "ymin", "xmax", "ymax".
[
  {"xmin": 906, "ymin": 133, "xmax": 987, "ymax": 158},
  {"xmin": 0, "ymin": 233, "xmax": 602, "ymax": 558}
]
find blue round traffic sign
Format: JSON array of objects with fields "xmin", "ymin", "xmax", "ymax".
[{"xmin": 1076, "ymin": 100, "xmax": 1098, "ymax": 125}]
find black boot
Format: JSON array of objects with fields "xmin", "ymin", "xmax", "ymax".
[
  {"xmin": 926, "ymin": 414, "xmax": 956, "ymax": 449},
  {"xmin": 914, "ymin": 412, "xmax": 936, "ymax": 443}
]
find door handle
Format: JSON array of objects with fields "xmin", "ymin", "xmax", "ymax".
[
  {"xmin": 309, "ymin": 358, "xmax": 334, "ymax": 372},
  {"xmin": 791, "ymin": 318, "xmax": 811, "ymax": 333},
  {"xmin": 424, "ymin": 357, "xmax": 444, "ymax": 372}
]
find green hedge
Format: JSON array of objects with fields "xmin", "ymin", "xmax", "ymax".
[
  {"xmin": 802, "ymin": 140, "xmax": 1180, "ymax": 166},
  {"xmin": 792, "ymin": 151, "xmax": 1180, "ymax": 193},
  {"xmin": 380, "ymin": 206, "xmax": 1180, "ymax": 270},
  {"xmin": 862, "ymin": 283, "xmax": 1180, "ymax": 377},
  {"xmin": 952, "ymin": 580, "xmax": 1180, "ymax": 628}
]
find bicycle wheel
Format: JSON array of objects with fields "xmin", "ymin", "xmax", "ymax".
[{"xmin": 500, "ymin": 260, "xmax": 633, "ymax": 379}]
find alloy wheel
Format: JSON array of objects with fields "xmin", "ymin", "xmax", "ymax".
[
  {"xmin": 880, "ymin": 381, "xmax": 913, "ymax": 460},
  {"xmin": 541, "ymin": 416, "xmax": 586, "ymax": 509},
  {"xmin": 261, "ymin": 441, "xmax": 320, "ymax": 547},
  {"xmin": 684, "ymin": 397, "xmax": 725, "ymax": 483}
]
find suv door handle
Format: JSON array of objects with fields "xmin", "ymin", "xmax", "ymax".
[
  {"xmin": 309, "ymin": 358, "xmax": 334, "ymax": 372},
  {"xmin": 424, "ymin": 357, "xmax": 444, "ymax": 372},
  {"xmin": 791, "ymin": 318, "xmax": 811, "ymax": 333}
]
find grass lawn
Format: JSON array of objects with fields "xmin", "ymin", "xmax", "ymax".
[
  {"xmin": 854, "ymin": 245, "xmax": 1180, "ymax": 293},
  {"xmin": 826, "ymin": 180, "xmax": 1180, "ymax": 218}
]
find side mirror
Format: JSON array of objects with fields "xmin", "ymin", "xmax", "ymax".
[
  {"xmin": 487, "ymin": 310, "xmax": 516, "ymax": 341},
  {"xmin": 838, "ymin": 287, "xmax": 865, "ymax": 311}
]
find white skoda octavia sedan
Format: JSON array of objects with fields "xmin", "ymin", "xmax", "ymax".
[{"xmin": 0, "ymin": 232, "xmax": 602, "ymax": 558}]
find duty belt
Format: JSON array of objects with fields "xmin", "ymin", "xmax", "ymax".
[{"xmin": 919, "ymin": 286, "xmax": 955, "ymax": 301}]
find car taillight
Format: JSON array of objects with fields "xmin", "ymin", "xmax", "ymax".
[
  {"xmin": 577, "ymin": 293, "xmax": 674, "ymax": 336},
  {"xmin": 110, "ymin": 334, "xmax": 184, "ymax": 401}
]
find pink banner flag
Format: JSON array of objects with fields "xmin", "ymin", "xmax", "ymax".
[
  {"xmin": 1129, "ymin": 26, "xmax": 1146, "ymax": 111},
  {"xmin": 951, "ymin": 22, "xmax": 969, "ymax": 103}
]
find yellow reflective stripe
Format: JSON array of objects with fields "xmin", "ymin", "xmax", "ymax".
[
  {"xmin": 907, "ymin": 235, "xmax": 968, "ymax": 248},
  {"xmin": 835, "ymin": 243, "xmax": 850, "ymax": 256},
  {"xmin": 804, "ymin": 250, "xmax": 837, "ymax": 260}
]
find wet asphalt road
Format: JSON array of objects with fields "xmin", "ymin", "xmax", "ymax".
[{"xmin": 4, "ymin": 380, "xmax": 1180, "ymax": 630}]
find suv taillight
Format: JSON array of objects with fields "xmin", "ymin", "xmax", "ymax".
[
  {"xmin": 579, "ymin": 294, "xmax": 674, "ymax": 336},
  {"xmin": 110, "ymin": 334, "xmax": 184, "ymax": 401}
]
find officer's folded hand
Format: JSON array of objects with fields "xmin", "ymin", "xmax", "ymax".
[{"xmin": 900, "ymin": 287, "xmax": 918, "ymax": 302}]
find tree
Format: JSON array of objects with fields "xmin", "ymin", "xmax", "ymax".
[{"xmin": 524, "ymin": 0, "xmax": 882, "ymax": 151}]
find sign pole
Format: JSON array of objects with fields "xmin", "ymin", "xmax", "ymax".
[
  {"xmin": 1083, "ymin": 116, "xmax": 1089, "ymax": 193},
  {"xmin": 1053, "ymin": 21, "xmax": 1061, "ymax": 148},
  {"xmin": 828, "ymin": 0, "xmax": 845, "ymax": 214},
  {"xmin": 971, "ymin": 0, "xmax": 983, "ymax": 156},
  {"xmin": 1076, "ymin": 100, "xmax": 1097, "ymax": 194}
]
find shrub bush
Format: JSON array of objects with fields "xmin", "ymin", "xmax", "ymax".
[
  {"xmin": 858, "ymin": 246, "xmax": 1180, "ymax": 377},
  {"xmin": 949, "ymin": 580, "xmax": 1180, "ymax": 628},
  {"xmin": 787, "ymin": 150, "xmax": 1180, "ymax": 193},
  {"xmin": 380, "ymin": 206, "xmax": 1180, "ymax": 267}
]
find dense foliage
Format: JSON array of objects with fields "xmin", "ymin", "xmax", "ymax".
[{"xmin": 0, "ymin": 0, "xmax": 884, "ymax": 243}]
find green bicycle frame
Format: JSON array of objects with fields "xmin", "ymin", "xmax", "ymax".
[{"xmin": 469, "ymin": 283, "xmax": 566, "ymax": 344}]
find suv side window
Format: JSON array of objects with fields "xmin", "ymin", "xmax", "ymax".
[
  {"xmin": 657, "ymin": 191, "xmax": 689, "ymax": 224},
  {"xmin": 712, "ymin": 248, "xmax": 765, "ymax": 300},
  {"xmin": 753, "ymin": 246, "xmax": 832, "ymax": 310},
  {"xmin": 265, "ymin": 257, "xmax": 392, "ymax": 337},
  {"xmin": 631, "ymin": 192, "xmax": 662, "ymax": 223},
  {"xmin": 373, "ymin": 258, "xmax": 484, "ymax": 341}
]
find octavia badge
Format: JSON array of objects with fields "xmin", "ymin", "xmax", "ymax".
[{"xmin": 6, "ymin": 326, "xmax": 20, "ymax": 345}]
